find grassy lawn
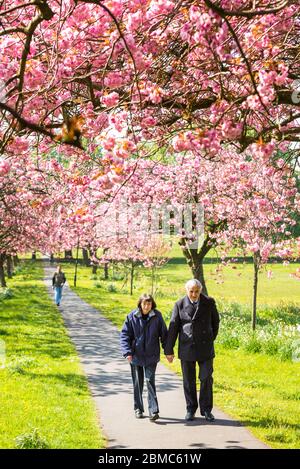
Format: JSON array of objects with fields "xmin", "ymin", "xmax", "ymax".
[
  {"xmin": 61, "ymin": 260, "xmax": 300, "ymax": 449},
  {"xmin": 0, "ymin": 261, "xmax": 104, "ymax": 449}
]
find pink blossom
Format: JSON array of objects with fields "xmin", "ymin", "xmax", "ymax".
[
  {"xmin": 101, "ymin": 92, "xmax": 120, "ymax": 108},
  {"xmin": 0, "ymin": 159, "xmax": 10, "ymax": 176}
]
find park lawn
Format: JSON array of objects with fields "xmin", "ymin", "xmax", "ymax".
[
  {"xmin": 0, "ymin": 261, "xmax": 104, "ymax": 449},
  {"xmin": 62, "ymin": 261, "xmax": 300, "ymax": 449},
  {"xmin": 59, "ymin": 255, "xmax": 300, "ymax": 307}
]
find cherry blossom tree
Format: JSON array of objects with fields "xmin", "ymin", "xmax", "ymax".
[
  {"xmin": 107, "ymin": 145, "xmax": 298, "ymax": 291},
  {"xmin": 0, "ymin": 0, "xmax": 299, "ymax": 305},
  {"xmin": 0, "ymin": 0, "xmax": 300, "ymax": 165}
]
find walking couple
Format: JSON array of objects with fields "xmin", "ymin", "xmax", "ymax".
[{"xmin": 120, "ymin": 279, "xmax": 220, "ymax": 422}]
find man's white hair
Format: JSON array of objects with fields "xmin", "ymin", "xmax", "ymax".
[{"xmin": 185, "ymin": 279, "xmax": 202, "ymax": 290}]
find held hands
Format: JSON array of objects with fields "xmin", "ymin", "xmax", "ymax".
[
  {"xmin": 166, "ymin": 355, "xmax": 174, "ymax": 363},
  {"xmin": 126, "ymin": 355, "xmax": 133, "ymax": 363}
]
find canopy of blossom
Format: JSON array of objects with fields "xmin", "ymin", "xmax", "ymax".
[{"xmin": 0, "ymin": 1, "xmax": 299, "ymax": 262}]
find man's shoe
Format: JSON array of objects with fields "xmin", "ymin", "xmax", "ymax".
[
  {"xmin": 57, "ymin": 303, "xmax": 60, "ymax": 306},
  {"xmin": 185, "ymin": 411, "xmax": 195, "ymax": 421},
  {"xmin": 135, "ymin": 409, "xmax": 143, "ymax": 419},
  {"xmin": 204, "ymin": 411, "xmax": 215, "ymax": 422},
  {"xmin": 149, "ymin": 412, "xmax": 159, "ymax": 421}
]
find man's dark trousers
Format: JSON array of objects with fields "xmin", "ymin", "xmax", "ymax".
[{"xmin": 181, "ymin": 359, "xmax": 213, "ymax": 414}]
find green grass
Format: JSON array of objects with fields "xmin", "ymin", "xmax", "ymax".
[
  {"xmin": 61, "ymin": 260, "xmax": 300, "ymax": 449},
  {"xmin": 0, "ymin": 261, "xmax": 104, "ymax": 449},
  {"xmin": 162, "ymin": 347, "xmax": 300, "ymax": 448},
  {"xmin": 213, "ymin": 348, "xmax": 300, "ymax": 448}
]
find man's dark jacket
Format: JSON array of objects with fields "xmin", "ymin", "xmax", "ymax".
[
  {"xmin": 165, "ymin": 294, "xmax": 220, "ymax": 361},
  {"xmin": 120, "ymin": 308, "xmax": 168, "ymax": 367},
  {"xmin": 52, "ymin": 272, "xmax": 66, "ymax": 287}
]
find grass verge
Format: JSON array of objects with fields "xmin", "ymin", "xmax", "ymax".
[{"xmin": 0, "ymin": 261, "xmax": 104, "ymax": 449}]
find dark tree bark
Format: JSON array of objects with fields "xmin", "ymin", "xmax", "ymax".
[
  {"xmin": 13, "ymin": 255, "xmax": 19, "ymax": 267},
  {"xmin": 104, "ymin": 262, "xmax": 109, "ymax": 280},
  {"xmin": 74, "ymin": 242, "xmax": 80, "ymax": 287},
  {"xmin": 64, "ymin": 250, "xmax": 73, "ymax": 259},
  {"xmin": 88, "ymin": 248, "xmax": 98, "ymax": 274},
  {"xmin": 103, "ymin": 248, "xmax": 109, "ymax": 279},
  {"xmin": 0, "ymin": 254, "xmax": 7, "ymax": 287},
  {"xmin": 179, "ymin": 220, "xmax": 227, "ymax": 296},
  {"xmin": 179, "ymin": 236, "xmax": 212, "ymax": 296},
  {"xmin": 6, "ymin": 255, "xmax": 13, "ymax": 278},
  {"xmin": 130, "ymin": 262, "xmax": 135, "ymax": 296},
  {"xmin": 252, "ymin": 252, "xmax": 260, "ymax": 331},
  {"xmin": 82, "ymin": 248, "xmax": 90, "ymax": 266}
]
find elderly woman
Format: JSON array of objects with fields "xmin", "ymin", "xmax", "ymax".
[{"xmin": 120, "ymin": 293, "xmax": 167, "ymax": 421}]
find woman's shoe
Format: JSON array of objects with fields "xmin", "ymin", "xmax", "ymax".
[
  {"xmin": 149, "ymin": 413, "xmax": 159, "ymax": 421},
  {"xmin": 135, "ymin": 409, "xmax": 143, "ymax": 419}
]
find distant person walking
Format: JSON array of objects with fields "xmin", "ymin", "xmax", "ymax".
[
  {"xmin": 165, "ymin": 279, "xmax": 220, "ymax": 422},
  {"xmin": 120, "ymin": 294, "xmax": 168, "ymax": 421},
  {"xmin": 52, "ymin": 265, "xmax": 66, "ymax": 306}
]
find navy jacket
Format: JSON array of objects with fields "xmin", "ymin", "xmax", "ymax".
[
  {"xmin": 165, "ymin": 294, "xmax": 220, "ymax": 361},
  {"xmin": 120, "ymin": 308, "xmax": 168, "ymax": 367}
]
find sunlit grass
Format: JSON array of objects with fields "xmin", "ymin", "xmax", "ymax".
[{"xmin": 0, "ymin": 261, "xmax": 104, "ymax": 449}]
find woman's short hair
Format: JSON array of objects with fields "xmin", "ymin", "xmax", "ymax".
[{"xmin": 137, "ymin": 293, "xmax": 157, "ymax": 310}]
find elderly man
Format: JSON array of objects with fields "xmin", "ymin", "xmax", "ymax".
[{"xmin": 165, "ymin": 279, "xmax": 220, "ymax": 422}]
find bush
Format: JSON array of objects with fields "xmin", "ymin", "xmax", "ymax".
[
  {"xmin": 278, "ymin": 342, "xmax": 293, "ymax": 361},
  {"xmin": 112, "ymin": 273, "xmax": 125, "ymax": 281},
  {"xmin": 215, "ymin": 300, "xmax": 300, "ymax": 361},
  {"xmin": 261, "ymin": 338, "xmax": 279, "ymax": 356},
  {"xmin": 15, "ymin": 428, "xmax": 49, "ymax": 449},
  {"xmin": 93, "ymin": 281, "xmax": 102, "ymax": 289},
  {"xmin": 13, "ymin": 265, "xmax": 23, "ymax": 275},
  {"xmin": 0, "ymin": 288, "xmax": 13, "ymax": 300},
  {"xmin": 7, "ymin": 357, "xmax": 35, "ymax": 374},
  {"xmin": 243, "ymin": 335, "xmax": 262, "ymax": 354},
  {"xmin": 107, "ymin": 283, "xmax": 117, "ymax": 293},
  {"xmin": 218, "ymin": 334, "xmax": 240, "ymax": 349}
]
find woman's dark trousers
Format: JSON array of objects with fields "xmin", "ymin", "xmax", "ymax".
[{"xmin": 130, "ymin": 363, "xmax": 159, "ymax": 415}]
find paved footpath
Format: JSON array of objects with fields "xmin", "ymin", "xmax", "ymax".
[{"xmin": 44, "ymin": 266, "xmax": 269, "ymax": 449}]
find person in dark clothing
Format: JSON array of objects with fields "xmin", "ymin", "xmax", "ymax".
[
  {"xmin": 120, "ymin": 294, "xmax": 168, "ymax": 421},
  {"xmin": 52, "ymin": 265, "xmax": 66, "ymax": 306},
  {"xmin": 165, "ymin": 279, "xmax": 220, "ymax": 422}
]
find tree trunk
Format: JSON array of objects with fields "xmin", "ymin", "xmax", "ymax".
[
  {"xmin": 191, "ymin": 260, "xmax": 208, "ymax": 296},
  {"xmin": 89, "ymin": 248, "xmax": 98, "ymax": 274},
  {"xmin": 0, "ymin": 254, "xmax": 7, "ymax": 287},
  {"xmin": 74, "ymin": 242, "xmax": 80, "ymax": 287},
  {"xmin": 130, "ymin": 262, "xmax": 135, "ymax": 296},
  {"xmin": 31, "ymin": 252, "xmax": 36, "ymax": 260},
  {"xmin": 6, "ymin": 255, "xmax": 13, "ymax": 278},
  {"xmin": 104, "ymin": 262, "xmax": 109, "ymax": 280},
  {"xmin": 179, "ymin": 232, "xmax": 215, "ymax": 297},
  {"xmin": 13, "ymin": 255, "xmax": 19, "ymax": 266},
  {"xmin": 252, "ymin": 253, "xmax": 260, "ymax": 331},
  {"xmin": 82, "ymin": 248, "xmax": 90, "ymax": 266},
  {"xmin": 50, "ymin": 253, "xmax": 54, "ymax": 263},
  {"xmin": 65, "ymin": 250, "xmax": 73, "ymax": 259},
  {"xmin": 102, "ymin": 248, "xmax": 109, "ymax": 279}
]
